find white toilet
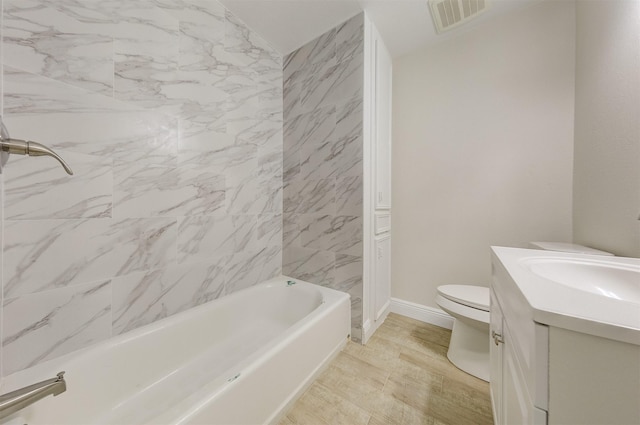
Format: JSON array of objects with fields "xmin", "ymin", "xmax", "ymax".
[
  {"xmin": 436, "ymin": 284, "xmax": 490, "ymax": 381},
  {"xmin": 436, "ymin": 241, "xmax": 613, "ymax": 382}
]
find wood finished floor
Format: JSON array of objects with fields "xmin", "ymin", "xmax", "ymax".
[{"xmin": 278, "ymin": 313, "xmax": 494, "ymax": 425}]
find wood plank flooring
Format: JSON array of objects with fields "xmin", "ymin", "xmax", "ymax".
[{"xmin": 278, "ymin": 313, "xmax": 494, "ymax": 425}]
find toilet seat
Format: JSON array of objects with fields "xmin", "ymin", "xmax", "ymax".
[{"xmin": 437, "ymin": 285, "xmax": 489, "ymax": 311}]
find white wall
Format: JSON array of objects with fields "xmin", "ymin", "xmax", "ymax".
[
  {"xmin": 573, "ymin": 0, "xmax": 640, "ymax": 258},
  {"xmin": 391, "ymin": 1, "xmax": 576, "ymax": 308}
]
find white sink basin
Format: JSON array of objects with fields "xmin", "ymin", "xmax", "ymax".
[{"xmin": 522, "ymin": 257, "xmax": 640, "ymax": 304}]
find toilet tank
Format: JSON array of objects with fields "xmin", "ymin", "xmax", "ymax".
[{"xmin": 528, "ymin": 241, "xmax": 614, "ymax": 256}]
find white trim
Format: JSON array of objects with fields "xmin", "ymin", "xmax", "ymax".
[
  {"xmin": 362, "ymin": 303, "xmax": 390, "ymax": 344},
  {"xmin": 360, "ymin": 318, "xmax": 372, "ymax": 344},
  {"xmin": 374, "ymin": 212, "xmax": 391, "ymax": 235},
  {"xmin": 390, "ymin": 298, "xmax": 454, "ymax": 330},
  {"xmin": 362, "ymin": 12, "xmax": 374, "ymax": 340}
]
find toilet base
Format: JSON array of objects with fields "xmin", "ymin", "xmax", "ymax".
[{"xmin": 446, "ymin": 319, "xmax": 490, "ymax": 382}]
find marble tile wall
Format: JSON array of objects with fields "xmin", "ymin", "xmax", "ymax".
[
  {"xmin": 282, "ymin": 13, "xmax": 364, "ymax": 340},
  {"xmin": 0, "ymin": 0, "xmax": 282, "ymax": 376}
]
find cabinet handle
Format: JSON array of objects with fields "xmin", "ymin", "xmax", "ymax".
[{"xmin": 491, "ymin": 330, "xmax": 504, "ymax": 345}]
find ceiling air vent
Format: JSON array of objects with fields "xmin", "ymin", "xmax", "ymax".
[{"xmin": 428, "ymin": 0, "xmax": 490, "ymax": 34}]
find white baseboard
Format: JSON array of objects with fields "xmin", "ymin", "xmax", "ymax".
[
  {"xmin": 361, "ymin": 305, "xmax": 391, "ymax": 344},
  {"xmin": 390, "ymin": 298, "xmax": 454, "ymax": 330}
]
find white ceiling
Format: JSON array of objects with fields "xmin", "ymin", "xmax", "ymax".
[{"xmin": 219, "ymin": 0, "xmax": 543, "ymax": 58}]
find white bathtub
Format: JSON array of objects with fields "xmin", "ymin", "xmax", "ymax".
[{"xmin": 1, "ymin": 277, "xmax": 351, "ymax": 425}]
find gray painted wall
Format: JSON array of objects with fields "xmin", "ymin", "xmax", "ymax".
[
  {"xmin": 391, "ymin": 1, "xmax": 576, "ymax": 308},
  {"xmin": 573, "ymin": 0, "xmax": 640, "ymax": 257}
]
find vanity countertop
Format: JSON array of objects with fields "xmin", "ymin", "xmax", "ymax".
[{"xmin": 491, "ymin": 246, "xmax": 640, "ymax": 346}]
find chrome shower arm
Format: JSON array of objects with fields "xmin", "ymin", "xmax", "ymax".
[{"xmin": 0, "ymin": 138, "xmax": 74, "ymax": 175}]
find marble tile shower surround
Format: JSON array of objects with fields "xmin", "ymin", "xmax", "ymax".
[
  {"xmin": 282, "ymin": 13, "xmax": 365, "ymax": 340},
  {"xmin": 1, "ymin": 0, "xmax": 283, "ymax": 376}
]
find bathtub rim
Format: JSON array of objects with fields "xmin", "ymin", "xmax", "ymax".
[
  {"xmin": 0, "ymin": 276, "xmax": 349, "ymax": 394},
  {"xmin": 150, "ymin": 287, "xmax": 350, "ymax": 425}
]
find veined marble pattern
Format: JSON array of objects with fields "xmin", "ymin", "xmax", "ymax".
[
  {"xmin": 1, "ymin": 0, "xmax": 283, "ymax": 375},
  {"xmin": 282, "ymin": 247, "xmax": 335, "ymax": 288},
  {"xmin": 333, "ymin": 97, "xmax": 364, "ymax": 178},
  {"xmin": 336, "ymin": 176, "xmax": 363, "ymax": 216},
  {"xmin": 284, "ymin": 179, "xmax": 335, "ymax": 215},
  {"xmin": 284, "ymin": 105, "xmax": 336, "ymax": 151},
  {"xmin": 283, "ymin": 28, "xmax": 336, "ymax": 85},
  {"xmin": 224, "ymin": 10, "xmax": 281, "ymax": 82},
  {"xmin": 114, "ymin": 162, "xmax": 226, "ymax": 218},
  {"xmin": 112, "ymin": 261, "xmax": 226, "ymax": 335},
  {"xmin": 259, "ymin": 149, "xmax": 283, "ymax": 179},
  {"xmin": 258, "ymin": 214, "xmax": 283, "ymax": 247},
  {"xmin": 226, "ymin": 104, "xmax": 282, "ymax": 149},
  {"xmin": 225, "ymin": 246, "xmax": 282, "ymax": 294},
  {"xmin": 300, "ymin": 214, "xmax": 363, "ymax": 257},
  {"xmin": 336, "ymin": 97, "xmax": 363, "ymax": 144},
  {"xmin": 2, "ymin": 0, "xmax": 115, "ymax": 96},
  {"xmin": 2, "ymin": 280, "xmax": 112, "ymax": 375},
  {"xmin": 283, "ymin": 213, "xmax": 302, "ymax": 250},
  {"xmin": 226, "ymin": 172, "xmax": 282, "ymax": 215},
  {"xmin": 333, "ymin": 252, "xmax": 363, "ymax": 330},
  {"xmin": 179, "ymin": 143, "xmax": 257, "ymax": 183},
  {"xmin": 335, "ymin": 254, "xmax": 363, "ymax": 294},
  {"xmin": 157, "ymin": 0, "xmax": 225, "ymax": 26},
  {"xmin": 284, "ymin": 105, "xmax": 337, "ymax": 182},
  {"xmin": 350, "ymin": 296, "xmax": 363, "ymax": 334},
  {"xmin": 3, "ymin": 66, "xmax": 135, "ymax": 115},
  {"xmin": 177, "ymin": 214, "xmax": 257, "ymax": 264},
  {"xmin": 336, "ymin": 12, "xmax": 364, "ymax": 64},
  {"xmin": 283, "ymin": 76, "xmax": 303, "ymax": 122},
  {"xmin": 112, "ymin": 2, "xmax": 180, "ymax": 111},
  {"xmin": 300, "ymin": 52, "xmax": 364, "ymax": 116},
  {"xmin": 4, "ymin": 151, "xmax": 112, "ymax": 219},
  {"xmin": 282, "ymin": 13, "xmax": 364, "ymax": 336},
  {"xmin": 1, "ymin": 15, "xmax": 3, "ymax": 379},
  {"xmin": 179, "ymin": 126, "xmax": 234, "ymax": 152},
  {"xmin": 4, "ymin": 112, "xmax": 179, "ymax": 167},
  {"xmin": 283, "ymin": 150, "xmax": 300, "ymax": 184},
  {"xmin": 331, "ymin": 134, "xmax": 363, "ymax": 179},
  {"xmin": 169, "ymin": 1, "xmax": 226, "ymax": 72},
  {"xmin": 4, "ymin": 217, "xmax": 177, "ymax": 298}
]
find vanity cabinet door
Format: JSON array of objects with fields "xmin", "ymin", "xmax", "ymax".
[
  {"xmin": 490, "ymin": 289, "xmax": 545, "ymax": 425},
  {"xmin": 489, "ymin": 290, "xmax": 503, "ymax": 425},
  {"xmin": 503, "ymin": 323, "xmax": 536, "ymax": 425}
]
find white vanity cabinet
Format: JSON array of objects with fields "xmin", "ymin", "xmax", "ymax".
[
  {"xmin": 490, "ymin": 247, "xmax": 640, "ymax": 425},
  {"xmin": 490, "ymin": 288, "xmax": 548, "ymax": 425}
]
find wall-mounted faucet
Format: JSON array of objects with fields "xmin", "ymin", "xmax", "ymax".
[
  {"xmin": 0, "ymin": 117, "xmax": 73, "ymax": 175},
  {"xmin": 0, "ymin": 372, "xmax": 67, "ymax": 420},
  {"xmin": 0, "ymin": 138, "xmax": 74, "ymax": 175}
]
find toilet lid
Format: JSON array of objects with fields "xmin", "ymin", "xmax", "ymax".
[{"xmin": 437, "ymin": 285, "xmax": 490, "ymax": 312}]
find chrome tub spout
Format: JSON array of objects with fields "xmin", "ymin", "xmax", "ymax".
[{"xmin": 0, "ymin": 372, "xmax": 66, "ymax": 420}]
